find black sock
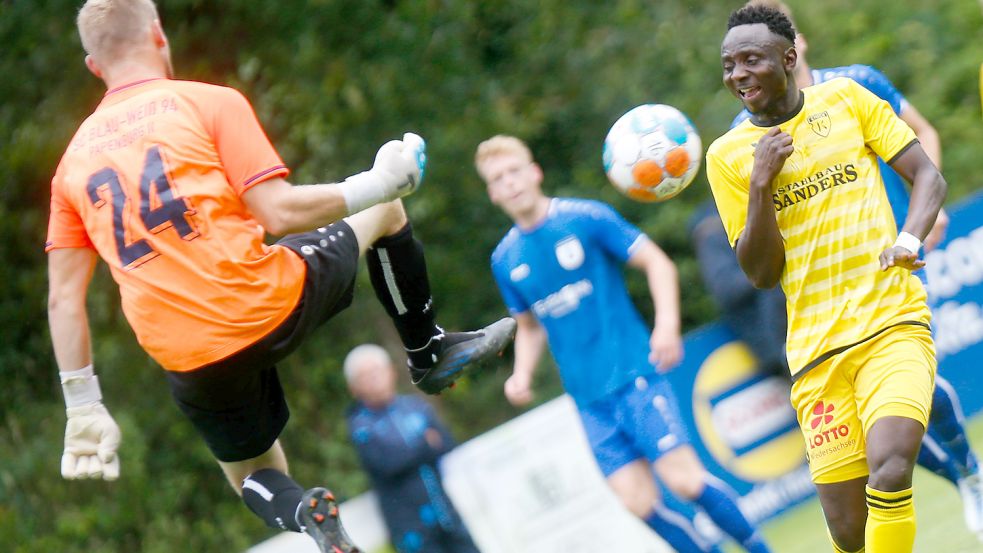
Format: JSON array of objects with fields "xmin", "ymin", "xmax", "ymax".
[
  {"xmin": 366, "ymin": 223, "xmax": 440, "ymax": 360},
  {"xmin": 242, "ymin": 469, "xmax": 304, "ymax": 532}
]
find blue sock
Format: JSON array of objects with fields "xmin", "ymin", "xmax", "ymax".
[
  {"xmin": 694, "ymin": 477, "xmax": 771, "ymax": 553},
  {"xmin": 644, "ymin": 504, "xmax": 717, "ymax": 553},
  {"xmin": 918, "ymin": 432, "xmax": 962, "ymax": 484},
  {"xmin": 930, "ymin": 376, "xmax": 980, "ymax": 477}
]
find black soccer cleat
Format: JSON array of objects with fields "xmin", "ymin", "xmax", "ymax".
[
  {"xmin": 409, "ymin": 317, "xmax": 517, "ymax": 395},
  {"xmin": 298, "ymin": 488, "xmax": 360, "ymax": 553}
]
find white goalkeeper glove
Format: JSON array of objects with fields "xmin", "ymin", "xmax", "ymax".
[
  {"xmin": 60, "ymin": 365, "xmax": 121, "ymax": 481},
  {"xmin": 339, "ymin": 132, "xmax": 428, "ymax": 214}
]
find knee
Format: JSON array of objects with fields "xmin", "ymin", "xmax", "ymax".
[
  {"xmin": 379, "ymin": 201, "xmax": 408, "ymax": 234},
  {"xmin": 661, "ymin": 469, "xmax": 707, "ymax": 500},
  {"xmin": 868, "ymin": 453, "xmax": 916, "ymax": 491},
  {"xmin": 826, "ymin": 511, "xmax": 865, "ymax": 551},
  {"xmin": 613, "ymin": 485, "xmax": 657, "ymax": 518},
  {"xmin": 621, "ymin": 491, "xmax": 657, "ymax": 518},
  {"xmin": 656, "ymin": 450, "xmax": 708, "ymax": 500}
]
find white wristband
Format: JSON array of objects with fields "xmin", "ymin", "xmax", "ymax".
[
  {"xmin": 894, "ymin": 231, "xmax": 922, "ymax": 254},
  {"xmin": 338, "ymin": 172, "xmax": 388, "ymax": 215},
  {"xmin": 60, "ymin": 364, "xmax": 103, "ymax": 408}
]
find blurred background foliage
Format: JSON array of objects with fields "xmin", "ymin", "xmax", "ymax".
[{"xmin": 1, "ymin": 0, "xmax": 980, "ymax": 551}]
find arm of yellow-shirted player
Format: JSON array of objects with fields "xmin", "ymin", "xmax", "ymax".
[
  {"xmin": 503, "ymin": 312, "xmax": 547, "ymax": 407},
  {"xmin": 886, "ymin": 145, "xmax": 947, "ymax": 270},
  {"xmin": 899, "ymin": 104, "xmax": 941, "ymax": 169},
  {"xmin": 48, "ymin": 247, "xmax": 122, "ymax": 481},
  {"xmin": 851, "ymin": 78, "xmax": 946, "ymax": 270},
  {"xmin": 627, "ymin": 239, "xmax": 682, "ymax": 372},
  {"xmin": 899, "ymin": 103, "xmax": 947, "ymax": 251},
  {"xmin": 736, "ymin": 127, "xmax": 790, "ymax": 289}
]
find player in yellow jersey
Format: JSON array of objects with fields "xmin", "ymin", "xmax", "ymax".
[
  {"xmin": 46, "ymin": 1, "xmax": 515, "ymax": 552},
  {"xmin": 707, "ymin": 4, "xmax": 947, "ymax": 553},
  {"xmin": 730, "ymin": 0, "xmax": 983, "ymax": 541}
]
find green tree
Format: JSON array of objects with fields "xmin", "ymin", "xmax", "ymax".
[{"xmin": 1, "ymin": 1, "xmax": 980, "ymax": 551}]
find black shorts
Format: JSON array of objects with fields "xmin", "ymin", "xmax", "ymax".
[{"xmin": 166, "ymin": 221, "xmax": 360, "ymax": 462}]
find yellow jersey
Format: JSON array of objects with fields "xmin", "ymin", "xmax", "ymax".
[{"xmin": 706, "ymin": 77, "xmax": 930, "ymax": 379}]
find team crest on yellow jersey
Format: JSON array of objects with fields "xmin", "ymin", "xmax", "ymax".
[{"xmin": 807, "ymin": 111, "xmax": 831, "ymax": 137}]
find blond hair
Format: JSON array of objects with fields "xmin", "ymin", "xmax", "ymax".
[
  {"xmin": 77, "ymin": 0, "xmax": 159, "ymax": 61},
  {"xmin": 474, "ymin": 135, "xmax": 534, "ymax": 168}
]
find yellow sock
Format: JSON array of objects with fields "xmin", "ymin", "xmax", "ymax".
[
  {"xmin": 828, "ymin": 529, "xmax": 865, "ymax": 552},
  {"xmin": 865, "ymin": 485, "xmax": 915, "ymax": 553}
]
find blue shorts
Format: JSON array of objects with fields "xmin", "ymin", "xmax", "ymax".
[{"xmin": 578, "ymin": 373, "xmax": 691, "ymax": 477}]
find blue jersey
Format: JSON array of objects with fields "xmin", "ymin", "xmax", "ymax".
[
  {"xmin": 732, "ymin": 64, "xmax": 911, "ymax": 227},
  {"xmin": 490, "ymin": 198, "xmax": 655, "ymax": 406}
]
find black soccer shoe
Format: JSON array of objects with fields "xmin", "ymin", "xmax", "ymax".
[
  {"xmin": 298, "ymin": 488, "xmax": 360, "ymax": 553},
  {"xmin": 409, "ymin": 317, "xmax": 517, "ymax": 395}
]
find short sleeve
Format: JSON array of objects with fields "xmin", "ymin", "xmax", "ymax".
[
  {"xmin": 850, "ymin": 66, "xmax": 905, "ymax": 115},
  {"xmin": 583, "ymin": 201, "xmax": 645, "ymax": 262},
  {"xmin": 204, "ymin": 87, "xmax": 289, "ymax": 194},
  {"xmin": 491, "ymin": 256, "xmax": 530, "ymax": 315},
  {"xmin": 847, "ymin": 79, "xmax": 918, "ymax": 164},
  {"xmin": 45, "ymin": 160, "xmax": 94, "ymax": 252},
  {"xmin": 706, "ymin": 149, "xmax": 749, "ymax": 248}
]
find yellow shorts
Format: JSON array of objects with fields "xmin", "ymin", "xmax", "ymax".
[{"xmin": 790, "ymin": 323, "xmax": 936, "ymax": 484}]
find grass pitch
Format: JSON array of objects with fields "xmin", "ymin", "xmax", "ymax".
[{"xmin": 723, "ymin": 415, "xmax": 983, "ymax": 553}]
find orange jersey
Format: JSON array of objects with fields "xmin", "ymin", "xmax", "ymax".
[{"xmin": 46, "ymin": 79, "xmax": 305, "ymax": 372}]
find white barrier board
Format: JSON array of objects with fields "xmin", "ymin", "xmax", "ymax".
[
  {"xmin": 440, "ymin": 395, "xmax": 671, "ymax": 553},
  {"xmin": 249, "ymin": 395, "xmax": 671, "ymax": 553}
]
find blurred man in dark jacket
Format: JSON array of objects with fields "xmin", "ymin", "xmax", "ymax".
[
  {"xmin": 689, "ymin": 201, "xmax": 789, "ymax": 379},
  {"xmin": 345, "ymin": 344, "xmax": 480, "ymax": 553}
]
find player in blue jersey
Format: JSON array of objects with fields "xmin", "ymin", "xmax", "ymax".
[
  {"xmin": 475, "ymin": 135, "xmax": 772, "ymax": 553},
  {"xmin": 345, "ymin": 345, "xmax": 479, "ymax": 553},
  {"xmin": 733, "ymin": 0, "xmax": 983, "ymax": 540}
]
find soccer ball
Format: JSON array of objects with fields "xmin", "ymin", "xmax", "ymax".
[{"xmin": 602, "ymin": 104, "xmax": 702, "ymax": 202}]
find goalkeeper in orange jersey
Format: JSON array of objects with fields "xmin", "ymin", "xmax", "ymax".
[{"xmin": 46, "ymin": 1, "xmax": 514, "ymax": 551}]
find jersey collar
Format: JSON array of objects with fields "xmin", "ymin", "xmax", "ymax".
[
  {"xmin": 749, "ymin": 90, "xmax": 805, "ymax": 127},
  {"xmin": 105, "ymin": 78, "xmax": 165, "ymax": 97}
]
